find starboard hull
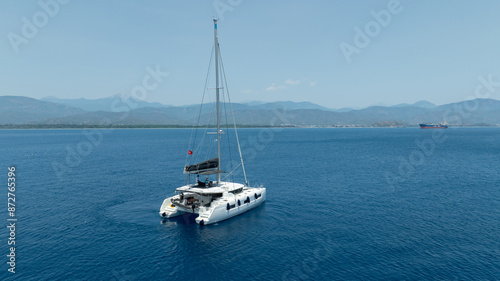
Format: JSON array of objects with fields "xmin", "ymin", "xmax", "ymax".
[{"xmin": 196, "ymin": 188, "xmax": 266, "ymax": 225}]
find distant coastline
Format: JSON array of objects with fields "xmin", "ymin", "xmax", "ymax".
[
  {"xmin": 2, "ymin": 96, "xmax": 500, "ymax": 128},
  {"xmin": 1, "ymin": 124, "xmax": 498, "ymax": 129}
]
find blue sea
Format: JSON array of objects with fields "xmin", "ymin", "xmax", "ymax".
[{"xmin": 1, "ymin": 128, "xmax": 499, "ymax": 280}]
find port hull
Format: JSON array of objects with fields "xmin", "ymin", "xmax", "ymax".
[{"xmin": 159, "ymin": 196, "xmax": 186, "ymax": 218}]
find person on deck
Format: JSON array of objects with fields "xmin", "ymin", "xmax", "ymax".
[{"xmin": 197, "ymin": 175, "xmax": 205, "ymax": 187}]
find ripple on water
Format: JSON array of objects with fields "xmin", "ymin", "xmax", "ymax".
[{"xmin": 106, "ymin": 199, "xmax": 163, "ymax": 226}]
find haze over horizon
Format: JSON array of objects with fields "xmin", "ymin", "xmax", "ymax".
[
  {"xmin": 1, "ymin": 1, "xmax": 500, "ymax": 109},
  {"xmin": 35, "ymin": 94, "xmax": 489, "ymax": 110}
]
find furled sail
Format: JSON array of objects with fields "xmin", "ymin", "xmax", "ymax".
[{"xmin": 184, "ymin": 158, "xmax": 220, "ymax": 174}]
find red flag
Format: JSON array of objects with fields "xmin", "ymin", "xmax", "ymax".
[{"xmin": 188, "ymin": 150, "xmax": 193, "ymax": 155}]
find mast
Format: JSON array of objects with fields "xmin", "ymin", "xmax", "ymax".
[{"xmin": 214, "ymin": 19, "xmax": 221, "ymax": 183}]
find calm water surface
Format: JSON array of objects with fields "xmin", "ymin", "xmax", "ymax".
[{"xmin": 1, "ymin": 128, "xmax": 499, "ymax": 280}]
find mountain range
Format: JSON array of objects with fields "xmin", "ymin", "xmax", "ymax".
[
  {"xmin": 1, "ymin": 95, "xmax": 499, "ymax": 126},
  {"xmin": 41, "ymin": 96, "xmax": 170, "ymax": 112}
]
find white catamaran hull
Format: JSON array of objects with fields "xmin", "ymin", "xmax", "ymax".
[
  {"xmin": 196, "ymin": 188, "xmax": 266, "ymax": 225},
  {"xmin": 159, "ymin": 196, "xmax": 186, "ymax": 218},
  {"xmin": 159, "ymin": 187, "xmax": 266, "ymax": 224}
]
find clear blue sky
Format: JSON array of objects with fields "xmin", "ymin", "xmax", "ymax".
[{"xmin": 1, "ymin": 0, "xmax": 500, "ymax": 109}]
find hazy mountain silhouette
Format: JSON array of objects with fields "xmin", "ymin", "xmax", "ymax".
[
  {"xmin": 0, "ymin": 96, "xmax": 85, "ymax": 124},
  {"xmin": 392, "ymin": 100, "xmax": 437, "ymax": 109},
  {"xmin": 2, "ymin": 96, "xmax": 500, "ymax": 126},
  {"xmin": 41, "ymin": 96, "xmax": 170, "ymax": 112}
]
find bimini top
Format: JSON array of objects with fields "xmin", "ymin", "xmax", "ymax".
[{"xmin": 184, "ymin": 158, "xmax": 225, "ymax": 174}]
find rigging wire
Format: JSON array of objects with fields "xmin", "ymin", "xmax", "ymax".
[
  {"xmin": 185, "ymin": 45, "xmax": 214, "ymax": 184},
  {"xmin": 222, "ymin": 162, "xmax": 242, "ymax": 181},
  {"xmin": 184, "ymin": 30, "xmax": 248, "ymax": 187},
  {"xmin": 219, "ymin": 50, "xmax": 249, "ymax": 186},
  {"xmin": 218, "ymin": 53, "xmax": 235, "ymax": 184}
]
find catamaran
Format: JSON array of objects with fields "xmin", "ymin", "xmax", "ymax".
[{"xmin": 159, "ymin": 20, "xmax": 266, "ymax": 225}]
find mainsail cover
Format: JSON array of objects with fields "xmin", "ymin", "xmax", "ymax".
[{"xmin": 184, "ymin": 158, "xmax": 219, "ymax": 174}]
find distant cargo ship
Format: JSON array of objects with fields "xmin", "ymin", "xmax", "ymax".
[{"xmin": 419, "ymin": 123, "xmax": 448, "ymax": 129}]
